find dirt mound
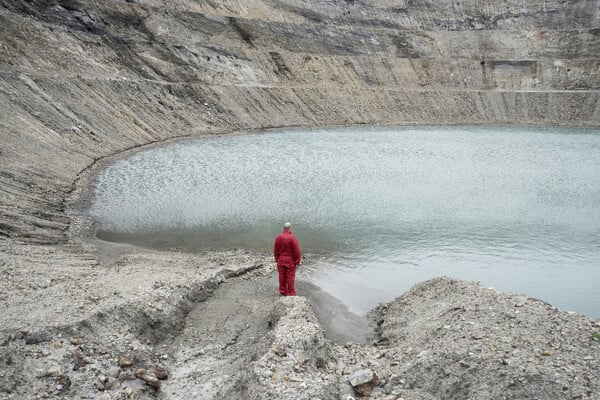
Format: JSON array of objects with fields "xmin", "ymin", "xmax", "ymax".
[{"xmin": 370, "ymin": 277, "xmax": 600, "ymax": 399}]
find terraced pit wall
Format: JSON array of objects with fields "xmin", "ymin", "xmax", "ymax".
[{"xmin": 1, "ymin": 0, "xmax": 599, "ymax": 242}]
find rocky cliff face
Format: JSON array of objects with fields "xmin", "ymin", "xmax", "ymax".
[{"xmin": 1, "ymin": 0, "xmax": 599, "ymax": 241}]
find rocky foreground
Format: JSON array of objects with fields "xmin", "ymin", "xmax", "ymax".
[{"xmin": 1, "ymin": 237, "xmax": 599, "ymax": 399}]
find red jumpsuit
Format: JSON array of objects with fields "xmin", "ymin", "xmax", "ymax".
[{"xmin": 273, "ymin": 230, "xmax": 302, "ymax": 296}]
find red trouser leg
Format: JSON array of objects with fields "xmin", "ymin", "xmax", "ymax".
[
  {"xmin": 284, "ymin": 265, "xmax": 297, "ymax": 296},
  {"xmin": 277, "ymin": 265, "xmax": 286, "ymax": 294},
  {"xmin": 277, "ymin": 264, "xmax": 297, "ymax": 296}
]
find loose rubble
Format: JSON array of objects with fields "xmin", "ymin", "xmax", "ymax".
[
  {"xmin": 1, "ymin": 253, "xmax": 599, "ymax": 400},
  {"xmin": 368, "ymin": 277, "xmax": 600, "ymax": 400},
  {"xmin": 348, "ymin": 369, "xmax": 378, "ymax": 396}
]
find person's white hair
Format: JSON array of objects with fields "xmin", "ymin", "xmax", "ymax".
[{"xmin": 283, "ymin": 222, "xmax": 292, "ymax": 230}]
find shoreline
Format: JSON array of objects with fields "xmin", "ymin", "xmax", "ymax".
[
  {"xmin": 76, "ymin": 124, "xmax": 600, "ymax": 321},
  {"xmin": 1, "ymin": 124, "xmax": 597, "ymax": 398}
]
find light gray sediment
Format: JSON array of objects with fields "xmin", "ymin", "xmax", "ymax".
[{"xmin": 1, "ymin": 0, "xmax": 600, "ymax": 399}]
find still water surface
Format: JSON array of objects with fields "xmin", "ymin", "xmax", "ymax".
[{"xmin": 88, "ymin": 126, "xmax": 600, "ymax": 316}]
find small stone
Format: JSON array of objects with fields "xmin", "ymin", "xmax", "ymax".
[
  {"xmin": 515, "ymin": 301, "xmax": 526, "ymax": 307},
  {"xmin": 106, "ymin": 377, "xmax": 121, "ymax": 390},
  {"xmin": 95, "ymin": 379, "xmax": 106, "ymax": 391},
  {"xmin": 541, "ymin": 350, "xmax": 553, "ymax": 356},
  {"xmin": 124, "ymin": 387, "xmax": 134, "ymax": 396},
  {"xmin": 41, "ymin": 348, "xmax": 50, "ymax": 356},
  {"xmin": 135, "ymin": 369, "xmax": 161, "ymax": 390},
  {"xmin": 70, "ymin": 338, "xmax": 81, "ymax": 345},
  {"xmin": 472, "ymin": 333, "xmax": 484, "ymax": 340},
  {"xmin": 108, "ymin": 366, "xmax": 121, "ymax": 378},
  {"xmin": 348, "ymin": 369, "xmax": 378, "ymax": 396},
  {"xmin": 272, "ymin": 344, "xmax": 287, "ymax": 357},
  {"xmin": 119, "ymin": 355, "xmax": 133, "ymax": 367},
  {"xmin": 119, "ymin": 370, "xmax": 136, "ymax": 380},
  {"xmin": 25, "ymin": 332, "xmax": 50, "ymax": 345},
  {"xmin": 73, "ymin": 350, "xmax": 89, "ymax": 367},
  {"xmin": 151, "ymin": 367, "xmax": 168, "ymax": 380},
  {"xmin": 45, "ymin": 366, "xmax": 62, "ymax": 377},
  {"xmin": 56, "ymin": 374, "xmax": 71, "ymax": 388}
]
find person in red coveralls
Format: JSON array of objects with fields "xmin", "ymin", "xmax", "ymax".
[{"xmin": 274, "ymin": 222, "xmax": 302, "ymax": 296}]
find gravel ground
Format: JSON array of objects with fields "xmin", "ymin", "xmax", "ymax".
[
  {"xmin": 1, "ymin": 2, "xmax": 599, "ymax": 398},
  {"xmin": 2, "ymin": 237, "xmax": 598, "ymax": 400},
  {"xmin": 368, "ymin": 277, "xmax": 600, "ymax": 400}
]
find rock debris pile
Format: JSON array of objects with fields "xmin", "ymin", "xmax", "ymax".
[
  {"xmin": 228, "ymin": 276, "xmax": 600, "ymax": 399},
  {"xmin": 1, "ymin": 255, "xmax": 599, "ymax": 400},
  {"xmin": 368, "ymin": 278, "xmax": 600, "ymax": 400}
]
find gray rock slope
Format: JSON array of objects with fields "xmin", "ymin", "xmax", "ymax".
[
  {"xmin": 1, "ymin": 1, "xmax": 599, "ymax": 399},
  {"xmin": 1, "ymin": 0, "xmax": 600, "ymax": 242}
]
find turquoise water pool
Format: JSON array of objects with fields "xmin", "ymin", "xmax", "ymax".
[{"xmin": 88, "ymin": 126, "xmax": 600, "ymax": 316}]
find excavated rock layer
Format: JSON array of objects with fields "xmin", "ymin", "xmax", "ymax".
[
  {"xmin": 1, "ymin": 1, "xmax": 599, "ymax": 399},
  {"xmin": 2, "ymin": 0, "xmax": 600, "ymax": 242}
]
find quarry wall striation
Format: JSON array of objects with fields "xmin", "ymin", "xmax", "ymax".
[{"xmin": 1, "ymin": 0, "xmax": 599, "ymax": 241}]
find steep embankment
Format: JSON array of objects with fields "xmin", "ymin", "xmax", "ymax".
[
  {"xmin": 1, "ymin": 1, "xmax": 599, "ymax": 399},
  {"xmin": 1, "ymin": 0, "xmax": 600, "ymax": 242}
]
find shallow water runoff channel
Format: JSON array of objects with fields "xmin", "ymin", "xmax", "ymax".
[{"xmin": 87, "ymin": 126, "xmax": 600, "ymax": 318}]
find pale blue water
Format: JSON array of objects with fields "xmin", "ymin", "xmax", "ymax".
[{"xmin": 88, "ymin": 126, "xmax": 600, "ymax": 317}]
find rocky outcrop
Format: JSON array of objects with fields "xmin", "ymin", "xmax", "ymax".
[{"xmin": 370, "ymin": 277, "xmax": 600, "ymax": 399}]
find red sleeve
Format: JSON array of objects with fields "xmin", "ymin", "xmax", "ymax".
[
  {"xmin": 293, "ymin": 236, "xmax": 301, "ymax": 266},
  {"xmin": 274, "ymin": 236, "xmax": 280, "ymax": 261}
]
